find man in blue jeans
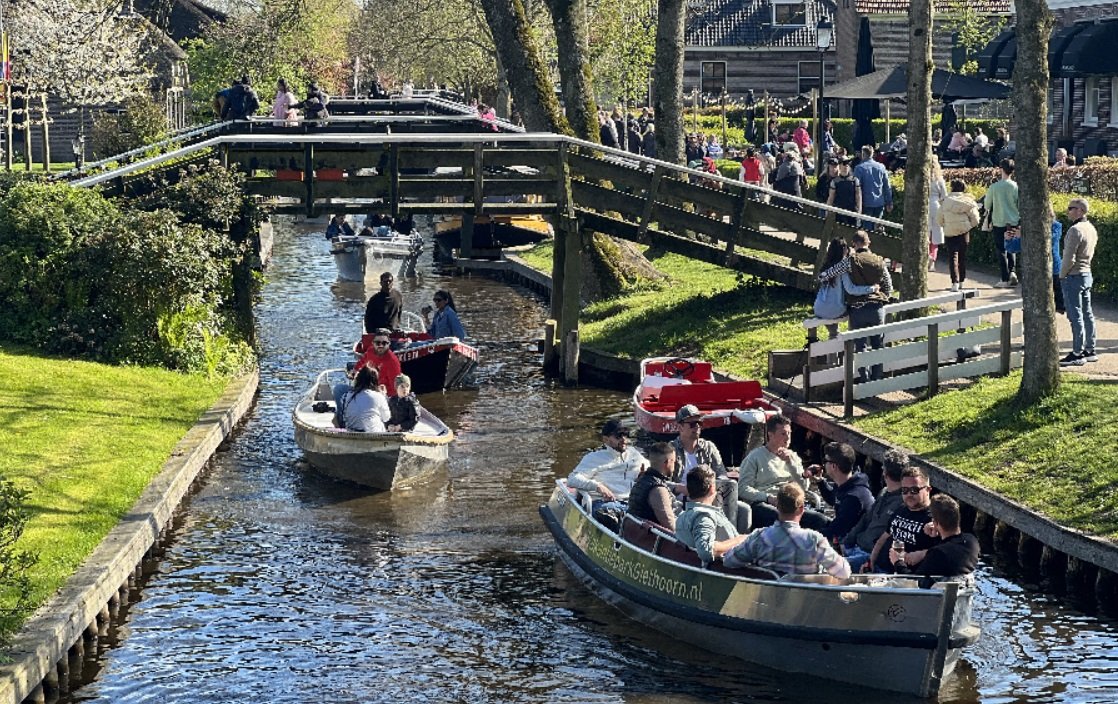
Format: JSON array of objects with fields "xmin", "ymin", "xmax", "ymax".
[
  {"xmin": 853, "ymin": 145, "xmax": 893, "ymax": 225},
  {"xmin": 1059, "ymin": 198, "xmax": 1099, "ymax": 367},
  {"xmin": 845, "ymin": 230, "xmax": 892, "ymax": 382}
]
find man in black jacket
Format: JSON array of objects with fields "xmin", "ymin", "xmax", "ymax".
[
  {"xmin": 807, "ymin": 442, "xmax": 874, "ymax": 545},
  {"xmin": 226, "ymin": 75, "xmax": 260, "ymax": 120}
]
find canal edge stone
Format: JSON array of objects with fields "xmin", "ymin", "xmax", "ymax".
[{"xmin": 0, "ymin": 369, "xmax": 260, "ymax": 704}]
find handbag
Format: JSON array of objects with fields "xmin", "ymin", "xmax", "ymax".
[{"xmin": 1004, "ymin": 225, "xmax": 1022, "ymax": 254}]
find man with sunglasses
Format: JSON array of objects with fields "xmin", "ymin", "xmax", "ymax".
[
  {"xmin": 867, "ymin": 466, "xmax": 942, "ymax": 573},
  {"xmin": 669, "ymin": 405, "xmax": 745, "ymax": 532},
  {"xmin": 355, "ymin": 328, "xmax": 401, "ymax": 395},
  {"xmin": 568, "ymin": 419, "xmax": 649, "ymax": 530}
]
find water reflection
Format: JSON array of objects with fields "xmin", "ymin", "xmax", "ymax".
[{"xmin": 68, "ymin": 219, "xmax": 1118, "ymax": 703}]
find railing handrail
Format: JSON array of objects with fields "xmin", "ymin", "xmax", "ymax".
[
  {"xmin": 56, "ymin": 120, "xmax": 234, "ymax": 181},
  {"xmin": 67, "ymin": 129, "xmax": 897, "ymax": 227},
  {"xmin": 836, "ymin": 298, "xmax": 1022, "ymax": 341}
]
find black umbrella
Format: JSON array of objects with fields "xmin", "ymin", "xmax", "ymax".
[
  {"xmin": 851, "ymin": 18, "xmax": 879, "ymax": 152},
  {"xmin": 826, "ymin": 64, "xmax": 1012, "ymax": 101}
]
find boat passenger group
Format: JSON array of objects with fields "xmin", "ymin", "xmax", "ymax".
[
  {"xmin": 569, "ymin": 410, "xmax": 979, "ymax": 588},
  {"xmin": 331, "ymin": 272, "xmax": 467, "ymax": 433}
]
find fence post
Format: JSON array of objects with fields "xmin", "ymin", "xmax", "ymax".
[
  {"xmin": 927, "ymin": 322, "xmax": 939, "ymax": 398},
  {"xmin": 844, "ymin": 338, "xmax": 856, "ymax": 418},
  {"xmin": 1000, "ymin": 309, "xmax": 1013, "ymax": 375}
]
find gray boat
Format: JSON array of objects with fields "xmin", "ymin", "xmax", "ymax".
[
  {"xmin": 330, "ymin": 232, "xmax": 422, "ymax": 282},
  {"xmin": 293, "ymin": 369, "xmax": 453, "ymax": 490},
  {"xmin": 540, "ymin": 481, "xmax": 981, "ymax": 697}
]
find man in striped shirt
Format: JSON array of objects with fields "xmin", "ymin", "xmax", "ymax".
[{"xmin": 723, "ymin": 483, "xmax": 851, "ymax": 578}]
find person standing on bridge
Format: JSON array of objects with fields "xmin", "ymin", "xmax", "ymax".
[
  {"xmin": 226, "ymin": 75, "xmax": 261, "ymax": 121},
  {"xmin": 303, "ymin": 83, "xmax": 330, "ymax": 123},
  {"xmin": 272, "ymin": 79, "xmax": 298, "ymax": 126}
]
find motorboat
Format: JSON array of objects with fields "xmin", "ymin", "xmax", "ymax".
[
  {"xmin": 331, "ymin": 228, "xmax": 423, "ymax": 281},
  {"xmin": 540, "ymin": 481, "xmax": 981, "ymax": 697},
  {"xmin": 292, "ymin": 369, "xmax": 453, "ymax": 490},
  {"xmin": 354, "ymin": 330, "xmax": 479, "ymax": 395}
]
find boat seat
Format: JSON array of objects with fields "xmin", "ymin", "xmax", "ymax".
[{"xmin": 638, "ymin": 376, "xmax": 690, "ymax": 403}]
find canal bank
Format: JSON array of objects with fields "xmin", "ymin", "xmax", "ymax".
[
  {"xmin": 457, "ymin": 253, "xmax": 1118, "ymax": 610},
  {"xmin": 0, "ymin": 370, "xmax": 258, "ymax": 704}
]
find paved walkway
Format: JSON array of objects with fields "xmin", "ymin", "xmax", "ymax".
[{"xmin": 926, "ymin": 257, "xmax": 1117, "ymax": 378}]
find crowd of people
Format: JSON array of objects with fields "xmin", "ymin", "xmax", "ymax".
[{"xmin": 569, "ymin": 411, "xmax": 980, "ymax": 587}]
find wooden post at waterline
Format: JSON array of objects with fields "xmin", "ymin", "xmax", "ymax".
[{"xmin": 549, "ymin": 141, "xmax": 583, "ymax": 384}]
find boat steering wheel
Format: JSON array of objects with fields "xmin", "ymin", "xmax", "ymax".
[{"xmin": 664, "ymin": 357, "xmax": 695, "ymax": 379}]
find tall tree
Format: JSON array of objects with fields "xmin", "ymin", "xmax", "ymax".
[
  {"xmin": 478, "ymin": 0, "xmax": 570, "ymax": 133},
  {"xmin": 547, "ymin": 0, "xmax": 598, "ymax": 141},
  {"xmin": 899, "ymin": 0, "xmax": 934, "ymax": 300},
  {"xmin": 1014, "ymin": 0, "xmax": 1059, "ymax": 403},
  {"xmin": 652, "ymin": 0, "xmax": 685, "ymax": 163}
]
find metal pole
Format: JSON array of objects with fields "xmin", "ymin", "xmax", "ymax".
[
  {"xmin": 816, "ymin": 54, "xmax": 824, "ymax": 175},
  {"xmin": 721, "ymin": 90, "xmax": 727, "ymax": 148}
]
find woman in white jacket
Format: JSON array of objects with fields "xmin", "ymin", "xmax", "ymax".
[
  {"xmin": 936, "ymin": 180, "xmax": 981, "ymax": 291},
  {"xmin": 928, "ymin": 160, "xmax": 948, "ymax": 270}
]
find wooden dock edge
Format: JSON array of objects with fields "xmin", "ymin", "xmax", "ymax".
[{"xmin": 0, "ymin": 370, "xmax": 260, "ymax": 704}]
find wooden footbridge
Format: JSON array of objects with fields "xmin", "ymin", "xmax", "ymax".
[{"xmin": 67, "ymin": 95, "xmax": 902, "ymax": 379}]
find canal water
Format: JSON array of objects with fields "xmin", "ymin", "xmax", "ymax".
[{"xmin": 69, "ymin": 220, "xmax": 1118, "ymax": 703}]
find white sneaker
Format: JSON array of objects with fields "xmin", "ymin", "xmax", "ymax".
[
  {"xmin": 1009, "ymin": 272, "xmax": 1019, "ymax": 286},
  {"xmin": 994, "ymin": 280, "xmax": 1013, "ymax": 288},
  {"xmin": 950, "ymin": 283, "xmax": 960, "ymax": 292}
]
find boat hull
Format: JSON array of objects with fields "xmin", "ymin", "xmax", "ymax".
[
  {"xmin": 541, "ymin": 485, "xmax": 977, "ymax": 697},
  {"xmin": 356, "ymin": 337, "xmax": 480, "ymax": 395},
  {"xmin": 331, "ymin": 236, "xmax": 421, "ymax": 281}
]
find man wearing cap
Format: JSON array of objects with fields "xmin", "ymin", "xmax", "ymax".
[
  {"xmin": 738, "ymin": 414, "xmax": 828, "ymax": 531},
  {"xmin": 568, "ymin": 419, "xmax": 649, "ymax": 529},
  {"xmin": 670, "ymin": 405, "xmax": 747, "ymax": 532},
  {"xmin": 364, "ymin": 272, "xmax": 403, "ymax": 333}
]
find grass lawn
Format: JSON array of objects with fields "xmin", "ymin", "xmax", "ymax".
[
  {"xmin": 855, "ymin": 372, "xmax": 1118, "ymax": 539},
  {"xmin": 517, "ymin": 241, "xmax": 813, "ymax": 379},
  {"xmin": 0, "ymin": 345, "xmax": 228, "ymax": 630}
]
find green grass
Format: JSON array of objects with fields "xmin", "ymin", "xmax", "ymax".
[
  {"xmin": 6, "ymin": 161, "xmax": 77, "ymax": 173},
  {"xmin": 0, "ymin": 345, "xmax": 227, "ymax": 628},
  {"xmin": 519, "ymin": 242, "xmax": 812, "ymax": 379},
  {"xmin": 855, "ymin": 372, "xmax": 1118, "ymax": 539}
]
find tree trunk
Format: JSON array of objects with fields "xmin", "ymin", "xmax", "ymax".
[
  {"xmin": 495, "ymin": 57, "xmax": 511, "ymax": 120},
  {"xmin": 478, "ymin": 0, "xmax": 571, "ymax": 134},
  {"xmin": 547, "ymin": 0, "xmax": 599, "ymax": 142},
  {"xmin": 653, "ymin": 0, "xmax": 686, "ymax": 164},
  {"xmin": 1014, "ymin": 0, "xmax": 1060, "ymax": 403},
  {"xmin": 900, "ymin": 0, "xmax": 933, "ymax": 301}
]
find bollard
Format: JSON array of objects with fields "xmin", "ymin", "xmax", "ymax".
[
  {"xmin": 972, "ymin": 511, "xmax": 995, "ymax": 543},
  {"xmin": 1017, "ymin": 534, "xmax": 1043, "ymax": 574},
  {"xmin": 1095, "ymin": 569, "xmax": 1118, "ymax": 617},
  {"xmin": 56, "ymin": 658, "xmax": 70, "ymax": 695},
  {"xmin": 108, "ymin": 594, "xmax": 120, "ymax": 622},
  {"xmin": 97, "ymin": 606, "xmax": 110, "ymax": 637}
]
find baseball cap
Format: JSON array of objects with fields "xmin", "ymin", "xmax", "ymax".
[
  {"xmin": 675, "ymin": 404, "xmax": 705, "ymax": 423},
  {"xmin": 601, "ymin": 418, "xmax": 629, "ymax": 437}
]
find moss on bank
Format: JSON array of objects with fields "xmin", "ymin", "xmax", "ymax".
[
  {"xmin": 0, "ymin": 346, "xmax": 228, "ymax": 632},
  {"xmin": 855, "ymin": 372, "xmax": 1118, "ymax": 539}
]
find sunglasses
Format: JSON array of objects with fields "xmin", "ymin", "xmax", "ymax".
[
  {"xmin": 900, "ymin": 485, "xmax": 928, "ymax": 496},
  {"xmin": 682, "ymin": 420, "xmax": 702, "ymax": 428},
  {"xmin": 373, "ymin": 340, "xmax": 390, "ymax": 346}
]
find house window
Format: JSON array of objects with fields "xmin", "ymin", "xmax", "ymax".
[
  {"xmin": 1084, "ymin": 77, "xmax": 1100, "ymax": 126},
  {"xmin": 772, "ymin": 0, "xmax": 807, "ymax": 26},
  {"xmin": 701, "ymin": 61, "xmax": 727, "ymax": 96},
  {"xmin": 798, "ymin": 61, "xmax": 823, "ymax": 95}
]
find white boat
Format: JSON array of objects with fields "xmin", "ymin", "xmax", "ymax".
[
  {"xmin": 330, "ymin": 230, "xmax": 423, "ymax": 281},
  {"xmin": 293, "ymin": 369, "xmax": 453, "ymax": 490}
]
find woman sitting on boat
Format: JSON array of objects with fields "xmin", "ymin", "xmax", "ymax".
[
  {"xmin": 333, "ymin": 366, "xmax": 391, "ymax": 432},
  {"xmin": 325, "ymin": 214, "xmax": 354, "ymax": 240},
  {"xmin": 422, "ymin": 290, "xmax": 467, "ymax": 339}
]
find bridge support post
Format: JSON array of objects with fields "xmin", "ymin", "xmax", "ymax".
[
  {"xmin": 553, "ymin": 142, "xmax": 582, "ymax": 384},
  {"xmin": 460, "ymin": 212, "xmax": 475, "ymax": 259},
  {"xmin": 303, "ymin": 143, "xmax": 314, "ymax": 218}
]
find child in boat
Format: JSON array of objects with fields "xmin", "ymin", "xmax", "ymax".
[{"xmin": 387, "ymin": 374, "xmax": 421, "ymax": 432}]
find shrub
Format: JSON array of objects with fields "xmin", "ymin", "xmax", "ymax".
[
  {"xmin": 90, "ymin": 95, "xmax": 170, "ymax": 160},
  {"xmin": 133, "ymin": 160, "xmax": 250, "ymax": 231},
  {"xmin": 0, "ymin": 474, "xmax": 35, "ymax": 642}
]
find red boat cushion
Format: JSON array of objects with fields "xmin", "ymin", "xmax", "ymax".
[
  {"xmin": 644, "ymin": 360, "xmax": 714, "ymax": 382},
  {"xmin": 643, "ymin": 380, "xmax": 768, "ymax": 412}
]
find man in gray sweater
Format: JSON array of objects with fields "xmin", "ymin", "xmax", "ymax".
[
  {"xmin": 1059, "ymin": 197, "xmax": 1099, "ymax": 367},
  {"xmin": 842, "ymin": 449, "xmax": 908, "ymax": 572}
]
